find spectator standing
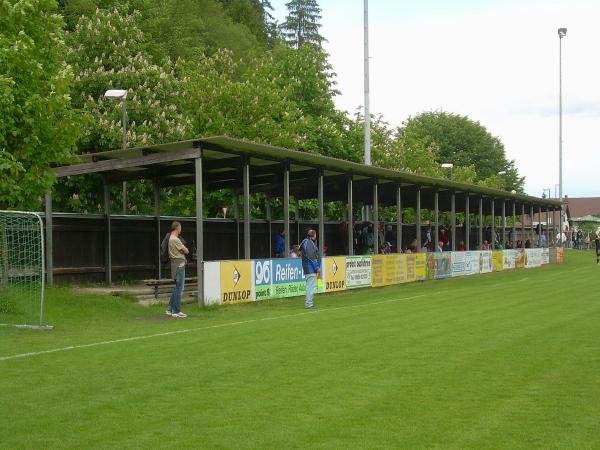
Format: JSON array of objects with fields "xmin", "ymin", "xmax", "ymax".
[
  {"xmin": 274, "ymin": 228, "xmax": 285, "ymax": 258},
  {"xmin": 300, "ymin": 229, "xmax": 321, "ymax": 310},
  {"xmin": 167, "ymin": 221, "xmax": 189, "ymax": 318},
  {"xmin": 595, "ymin": 233, "xmax": 600, "ymax": 265}
]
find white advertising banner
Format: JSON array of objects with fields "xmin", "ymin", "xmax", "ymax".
[
  {"xmin": 480, "ymin": 251, "xmax": 493, "ymax": 273},
  {"xmin": 345, "ymin": 256, "xmax": 372, "ymax": 288}
]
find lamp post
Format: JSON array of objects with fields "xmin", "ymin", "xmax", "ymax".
[
  {"xmin": 441, "ymin": 163, "xmax": 454, "ymax": 180},
  {"xmin": 104, "ymin": 89, "xmax": 128, "ymax": 214},
  {"xmin": 558, "ymin": 27, "xmax": 567, "ymax": 244},
  {"xmin": 363, "ymin": 0, "xmax": 371, "ymax": 221}
]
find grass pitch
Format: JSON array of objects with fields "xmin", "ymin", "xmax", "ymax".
[{"xmin": 1, "ymin": 251, "xmax": 598, "ymax": 449}]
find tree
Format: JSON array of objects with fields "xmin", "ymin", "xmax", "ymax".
[
  {"xmin": 397, "ymin": 111, "xmax": 525, "ymax": 192},
  {"xmin": 0, "ymin": 0, "xmax": 81, "ymax": 209},
  {"xmin": 53, "ymin": 7, "xmax": 191, "ymax": 213},
  {"xmin": 280, "ymin": 0, "xmax": 324, "ymax": 48}
]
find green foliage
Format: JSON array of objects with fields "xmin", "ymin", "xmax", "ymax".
[
  {"xmin": 397, "ymin": 111, "xmax": 525, "ymax": 192},
  {"xmin": 54, "ymin": 7, "xmax": 192, "ymax": 213},
  {"xmin": 0, "ymin": 0, "xmax": 81, "ymax": 209},
  {"xmin": 281, "ymin": 0, "xmax": 324, "ymax": 48}
]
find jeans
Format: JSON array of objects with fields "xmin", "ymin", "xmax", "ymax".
[
  {"xmin": 168, "ymin": 265, "xmax": 185, "ymax": 314},
  {"xmin": 305, "ymin": 273, "xmax": 317, "ymax": 307}
]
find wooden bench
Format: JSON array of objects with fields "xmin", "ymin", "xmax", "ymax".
[{"xmin": 143, "ymin": 277, "xmax": 198, "ymax": 300}]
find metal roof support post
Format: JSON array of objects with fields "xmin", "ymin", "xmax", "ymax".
[
  {"xmin": 195, "ymin": 155, "xmax": 204, "ymax": 306},
  {"xmin": 295, "ymin": 197, "xmax": 300, "ymax": 247},
  {"xmin": 243, "ymin": 157, "xmax": 251, "ymax": 259},
  {"xmin": 373, "ymin": 180, "xmax": 379, "ymax": 254},
  {"xmin": 434, "ymin": 190, "xmax": 439, "ymax": 251},
  {"xmin": 416, "ymin": 187, "xmax": 422, "ymax": 253},
  {"xmin": 491, "ymin": 198, "xmax": 495, "ymax": 247},
  {"xmin": 552, "ymin": 207, "xmax": 557, "ymax": 246},
  {"xmin": 521, "ymin": 204, "xmax": 526, "ymax": 248},
  {"xmin": 538, "ymin": 205, "xmax": 543, "ymax": 248},
  {"xmin": 530, "ymin": 204, "xmax": 535, "ymax": 246},
  {"xmin": 318, "ymin": 170, "xmax": 325, "ymax": 257},
  {"xmin": 451, "ymin": 191, "xmax": 456, "ymax": 251},
  {"xmin": 265, "ymin": 194, "xmax": 272, "ymax": 258},
  {"xmin": 44, "ymin": 193, "xmax": 53, "ymax": 285},
  {"xmin": 546, "ymin": 206, "xmax": 550, "ymax": 247},
  {"xmin": 348, "ymin": 176, "xmax": 354, "ymax": 256},
  {"xmin": 396, "ymin": 185, "xmax": 402, "ymax": 253},
  {"xmin": 465, "ymin": 194, "xmax": 470, "ymax": 251},
  {"xmin": 153, "ymin": 180, "xmax": 161, "ymax": 279},
  {"xmin": 478, "ymin": 196, "xmax": 483, "ymax": 250},
  {"xmin": 234, "ymin": 195, "xmax": 240, "ymax": 259},
  {"xmin": 512, "ymin": 202, "xmax": 517, "ymax": 247},
  {"xmin": 501, "ymin": 200, "xmax": 506, "ymax": 247},
  {"xmin": 283, "ymin": 163, "xmax": 290, "ymax": 258},
  {"xmin": 103, "ymin": 178, "xmax": 112, "ymax": 286}
]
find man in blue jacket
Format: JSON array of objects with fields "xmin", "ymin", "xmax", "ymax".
[
  {"xmin": 301, "ymin": 229, "xmax": 321, "ymax": 310},
  {"xmin": 274, "ymin": 227, "xmax": 285, "ymax": 258}
]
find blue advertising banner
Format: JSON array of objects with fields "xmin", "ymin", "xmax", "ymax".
[{"xmin": 272, "ymin": 258, "xmax": 307, "ymax": 298}]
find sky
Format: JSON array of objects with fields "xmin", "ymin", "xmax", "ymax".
[{"xmin": 271, "ymin": 0, "xmax": 600, "ymax": 198}]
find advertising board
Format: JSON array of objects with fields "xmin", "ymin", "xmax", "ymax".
[
  {"xmin": 345, "ymin": 256, "xmax": 372, "ymax": 289},
  {"xmin": 220, "ymin": 260, "xmax": 254, "ymax": 304}
]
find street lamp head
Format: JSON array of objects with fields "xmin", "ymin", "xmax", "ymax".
[
  {"xmin": 441, "ymin": 163, "xmax": 454, "ymax": 169},
  {"xmin": 104, "ymin": 89, "xmax": 128, "ymax": 99},
  {"xmin": 498, "ymin": 171, "xmax": 507, "ymax": 176},
  {"xmin": 511, "ymin": 190, "xmax": 517, "ymax": 194},
  {"xmin": 558, "ymin": 28, "xmax": 567, "ymax": 38}
]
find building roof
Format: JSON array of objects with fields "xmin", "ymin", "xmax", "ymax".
[
  {"xmin": 565, "ymin": 197, "xmax": 600, "ymax": 218},
  {"xmin": 54, "ymin": 136, "xmax": 560, "ymax": 212}
]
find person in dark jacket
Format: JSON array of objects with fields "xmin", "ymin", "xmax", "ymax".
[
  {"xmin": 274, "ymin": 228, "xmax": 285, "ymax": 258},
  {"xmin": 300, "ymin": 229, "xmax": 321, "ymax": 310}
]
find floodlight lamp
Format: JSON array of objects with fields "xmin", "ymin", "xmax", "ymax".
[
  {"xmin": 498, "ymin": 171, "xmax": 507, "ymax": 175},
  {"xmin": 558, "ymin": 28, "xmax": 567, "ymax": 38},
  {"xmin": 441, "ymin": 163, "xmax": 454, "ymax": 169},
  {"xmin": 104, "ymin": 89, "xmax": 128, "ymax": 99},
  {"xmin": 511, "ymin": 190, "xmax": 517, "ymax": 194}
]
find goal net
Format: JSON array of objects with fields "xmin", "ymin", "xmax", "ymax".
[{"xmin": 0, "ymin": 211, "xmax": 50, "ymax": 329}]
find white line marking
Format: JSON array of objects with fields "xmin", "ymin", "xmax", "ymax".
[{"xmin": 0, "ymin": 294, "xmax": 424, "ymax": 362}]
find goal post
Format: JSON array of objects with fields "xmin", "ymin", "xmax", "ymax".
[{"xmin": 0, "ymin": 210, "xmax": 51, "ymax": 329}]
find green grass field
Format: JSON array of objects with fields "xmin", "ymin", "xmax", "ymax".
[{"xmin": 1, "ymin": 251, "xmax": 598, "ymax": 449}]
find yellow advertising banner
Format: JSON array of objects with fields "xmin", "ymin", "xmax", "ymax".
[
  {"xmin": 323, "ymin": 257, "xmax": 347, "ymax": 292},
  {"xmin": 405, "ymin": 254, "xmax": 417, "ymax": 282},
  {"xmin": 220, "ymin": 260, "xmax": 253, "ymax": 304},
  {"xmin": 492, "ymin": 251, "xmax": 504, "ymax": 272},
  {"xmin": 371, "ymin": 255, "xmax": 386, "ymax": 287},
  {"xmin": 415, "ymin": 253, "xmax": 427, "ymax": 280}
]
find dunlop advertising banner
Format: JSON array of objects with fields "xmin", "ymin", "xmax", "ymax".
[
  {"xmin": 253, "ymin": 259, "xmax": 273, "ymax": 302},
  {"xmin": 415, "ymin": 253, "xmax": 427, "ymax": 280},
  {"xmin": 220, "ymin": 260, "xmax": 254, "ymax": 303},
  {"xmin": 271, "ymin": 258, "xmax": 308, "ymax": 298},
  {"xmin": 345, "ymin": 256, "xmax": 372, "ymax": 288},
  {"xmin": 480, "ymin": 251, "xmax": 492, "ymax": 273},
  {"xmin": 492, "ymin": 251, "xmax": 504, "ymax": 272},
  {"xmin": 322, "ymin": 257, "xmax": 346, "ymax": 292}
]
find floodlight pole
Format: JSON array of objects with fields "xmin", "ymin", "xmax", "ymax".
[
  {"xmin": 558, "ymin": 28, "xmax": 566, "ymax": 245},
  {"xmin": 363, "ymin": 0, "xmax": 371, "ymax": 221},
  {"xmin": 121, "ymin": 98, "xmax": 128, "ymax": 215}
]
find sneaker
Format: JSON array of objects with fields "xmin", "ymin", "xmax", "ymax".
[
  {"xmin": 172, "ymin": 312, "xmax": 188, "ymax": 318},
  {"xmin": 304, "ymin": 305, "xmax": 318, "ymax": 311},
  {"xmin": 165, "ymin": 310, "xmax": 172, "ymax": 316}
]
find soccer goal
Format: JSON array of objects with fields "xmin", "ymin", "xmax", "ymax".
[{"xmin": 0, "ymin": 211, "xmax": 51, "ymax": 329}]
